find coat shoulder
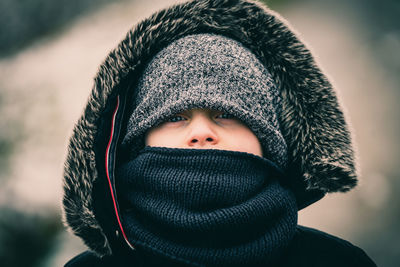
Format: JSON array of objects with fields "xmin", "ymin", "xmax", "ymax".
[
  {"xmin": 65, "ymin": 227, "xmax": 377, "ymax": 267},
  {"xmin": 280, "ymin": 225, "xmax": 377, "ymax": 267},
  {"xmin": 64, "ymin": 249, "xmax": 186, "ymax": 267},
  {"xmin": 64, "ymin": 251, "xmax": 116, "ymax": 267}
]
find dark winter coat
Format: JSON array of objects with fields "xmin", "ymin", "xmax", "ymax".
[
  {"xmin": 62, "ymin": 0, "xmax": 376, "ymax": 266},
  {"xmin": 65, "ymin": 226, "xmax": 375, "ymax": 267}
]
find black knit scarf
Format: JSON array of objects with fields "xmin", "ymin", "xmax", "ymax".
[{"xmin": 116, "ymin": 147, "xmax": 298, "ymax": 266}]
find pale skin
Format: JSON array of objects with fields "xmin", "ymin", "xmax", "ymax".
[{"xmin": 145, "ymin": 108, "xmax": 263, "ymax": 157}]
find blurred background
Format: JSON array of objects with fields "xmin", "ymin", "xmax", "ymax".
[{"xmin": 0, "ymin": 0, "xmax": 398, "ymax": 266}]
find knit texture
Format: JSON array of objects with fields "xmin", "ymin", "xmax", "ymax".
[
  {"xmin": 116, "ymin": 147, "xmax": 298, "ymax": 266},
  {"xmin": 122, "ymin": 33, "xmax": 288, "ymax": 169}
]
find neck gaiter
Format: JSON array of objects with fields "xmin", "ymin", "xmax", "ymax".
[{"xmin": 116, "ymin": 147, "xmax": 298, "ymax": 266}]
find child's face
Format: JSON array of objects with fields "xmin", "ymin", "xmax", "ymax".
[{"xmin": 145, "ymin": 108, "xmax": 263, "ymax": 157}]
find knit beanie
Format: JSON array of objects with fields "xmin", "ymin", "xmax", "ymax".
[{"xmin": 122, "ymin": 33, "xmax": 288, "ymax": 169}]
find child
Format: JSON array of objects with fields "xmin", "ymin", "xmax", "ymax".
[{"xmin": 63, "ymin": 1, "xmax": 376, "ymax": 266}]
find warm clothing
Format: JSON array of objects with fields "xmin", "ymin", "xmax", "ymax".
[
  {"xmin": 65, "ymin": 226, "xmax": 376, "ymax": 267},
  {"xmin": 116, "ymin": 147, "xmax": 297, "ymax": 266},
  {"xmin": 62, "ymin": 0, "xmax": 375, "ymax": 266},
  {"xmin": 123, "ymin": 33, "xmax": 287, "ymax": 168}
]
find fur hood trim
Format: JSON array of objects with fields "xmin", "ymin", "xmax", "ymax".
[{"xmin": 63, "ymin": 0, "xmax": 358, "ymax": 256}]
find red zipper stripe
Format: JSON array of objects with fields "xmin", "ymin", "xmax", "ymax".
[{"xmin": 105, "ymin": 95, "xmax": 135, "ymax": 250}]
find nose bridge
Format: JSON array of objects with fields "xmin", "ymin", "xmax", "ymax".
[{"xmin": 187, "ymin": 113, "xmax": 218, "ymax": 146}]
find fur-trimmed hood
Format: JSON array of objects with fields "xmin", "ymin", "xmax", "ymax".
[{"xmin": 63, "ymin": 0, "xmax": 358, "ymax": 257}]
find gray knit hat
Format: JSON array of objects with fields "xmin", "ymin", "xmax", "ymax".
[{"xmin": 122, "ymin": 33, "xmax": 288, "ymax": 168}]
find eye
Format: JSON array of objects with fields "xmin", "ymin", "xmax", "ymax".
[
  {"xmin": 215, "ymin": 112, "xmax": 235, "ymax": 120},
  {"xmin": 166, "ymin": 115, "xmax": 186, "ymax": 123}
]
